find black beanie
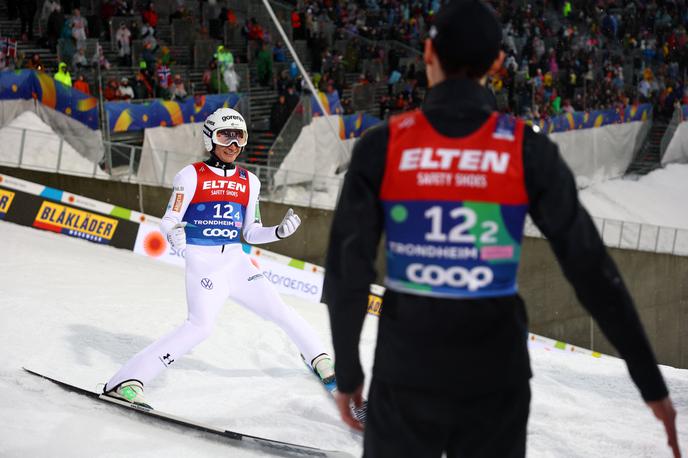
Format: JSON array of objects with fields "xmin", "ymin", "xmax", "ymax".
[{"xmin": 429, "ymin": 0, "xmax": 502, "ymax": 78}]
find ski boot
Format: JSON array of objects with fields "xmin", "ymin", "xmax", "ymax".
[{"xmin": 103, "ymin": 380, "xmax": 152, "ymax": 409}]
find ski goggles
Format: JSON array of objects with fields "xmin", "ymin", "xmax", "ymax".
[{"xmin": 212, "ymin": 128, "xmax": 248, "ymax": 147}]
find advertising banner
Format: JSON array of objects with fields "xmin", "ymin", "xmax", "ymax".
[
  {"xmin": 311, "ymin": 90, "xmax": 344, "ymax": 116},
  {"xmin": 0, "ymin": 70, "xmax": 99, "ymax": 129},
  {"xmin": 0, "ymin": 188, "xmax": 15, "ymax": 219},
  {"xmin": 249, "ymin": 251, "xmax": 324, "ymax": 303},
  {"xmin": 133, "ymin": 221, "xmax": 186, "ymax": 267},
  {"xmin": 105, "ymin": 93, "xmax": 242, "ymax": 133},
  {"xmin": 531, "ymin": 104, "xmax": 651, "ymax": 134},
  {"xmin": 326, "ymin": 104, "xmax": 652, "ymax": 137},
  {"xmin": 0, "ymin": 174, "xmax": 139, "ymax": 249},
  {"xmin": 131, "ymin": 222, "xmax": 326, "ymax": 303},
  {"xmin": 33, "ymin": 201, "xmax": 118, "ymax": 244},
  {"xmin": 339, "ymin": 112, "xmax": 380, "ymax": 139}
]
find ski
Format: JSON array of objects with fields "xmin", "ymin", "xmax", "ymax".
[
  {"xmin": 304, "ymin": 359, "xmax": 368, "ymax": 424},
  {"xmin": 24, "ymin": 368, "xmax": 353, "ymax": 458}
]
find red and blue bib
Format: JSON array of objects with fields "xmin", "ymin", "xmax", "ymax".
[
  {"xmin": 182, "ymin": 163, "xmax": 250, "ymax": 246},
  {"xmin": 379, "ymin": 110, "xmax": 529, "ymax": 298}
]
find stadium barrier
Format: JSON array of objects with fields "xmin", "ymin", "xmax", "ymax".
[
  {"xmin": 1, "ymin": 116, "xmax": 687, "ymax": 256},
  {"xmin": 524, "ymin": 216, "xmax": 688, "ymax": 256},
  {"xmin": 0, "ymin": 172, "xmax": 325, "ymax": 303}
]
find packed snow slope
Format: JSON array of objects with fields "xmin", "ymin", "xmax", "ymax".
[
  {"xmin": 0, "ymin": 220, "xmax": 686, "ymax": 457},
  {"xmin": 579, "ymin": 163, "xmax": 688, "ymax": 229}
]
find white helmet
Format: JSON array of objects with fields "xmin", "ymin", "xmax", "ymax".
[{"xmin": 202, "ymin": 108, "xmax": 248, "ymax": 152}]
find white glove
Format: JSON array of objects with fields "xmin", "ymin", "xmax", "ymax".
[
  {"xmin": 276, "ymin": 208, "xmax": 301, "ymax": 239},
  {"xmin": 167, "ymin": 222, "xmax": 187, "ymax": 250}
]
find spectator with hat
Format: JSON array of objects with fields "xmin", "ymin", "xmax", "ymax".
[{"xmin": 117, "ymin": 77, "xmax": 135, "ymax": 100}]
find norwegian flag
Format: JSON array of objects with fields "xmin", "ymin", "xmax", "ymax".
[
  {"xmin": 157, "ymin": 65, "xmax": 171, "ymax": 88},
  {"xmin": 0, "ymin": 37, "xmax": 18, "ymax": 57}
]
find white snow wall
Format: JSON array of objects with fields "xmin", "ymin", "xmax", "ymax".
[
  {"xmin": 275, "ymin": 116, "xmax": 648, "ymax": 188},
  {"xmin": 136, "ymin": 115, "xmax": 648, "ymax": 189},
  {"xmin": 138, "ymin": 122, "xmax": 207, "ymax": 187},
  {"xmin": 550, "ymin": 120, "xmax": 649, "ymax": 187},
  {"xmin": 0, "ymin": 111, "xmax": 109, "ymax": 179},
  {"xmin": 662, "ymin": 121, "xmax": 688, "ymax": 165},
  {"xmin": 0, "ymin": 100, "xmax": 104, "ymax": 165},
  {"xmin": 274, "ymin": 116, "xmax": 354, "ymax": 186}
]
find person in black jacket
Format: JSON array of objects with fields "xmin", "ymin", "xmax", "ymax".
[{"xmin": 323, "ymin": 2, "xmax": 680, "ymax": 458}]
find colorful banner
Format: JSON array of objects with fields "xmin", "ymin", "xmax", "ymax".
[
  {"xmin": 0, "ymin": 70, "xmax": 99, "ymax": 129},
  {"xmin": 339, "ymin": 112, "xmax": 380, "ymax": 139},
  {"xmin": 133, "ymin": 221, "xmax": 186, "ymax": 267},
  {"xmin": 33, "ymin": 201, "xmax": 119, "ymax": 244},
  {"xmin": 105, "ymin": 93, "xmax": 242, "ymax": 133},
  {"xmin": 312, "ymin": 90, "xmax": 343, "ymax": 116},
  {"xmin": 132, "ymin": 221, "xmax": 326, "ymax": 302},
  {"xmin": 329, "ymin": 104, "xmax": 650, "ymax": 138},
  {"xmin": 241, "ymin": 244, "xmax": 325, "ymax": 303},
  {"xmin": 530, "ymin": 104, "xmax": 652, "ymax": 134},
  {"xmin": 0, "ymin": 188, "xmax": 15, "ymax": 219},
  {"xmin": 0, "ymin": 173, "xmax": 140, "ymax": 249}
]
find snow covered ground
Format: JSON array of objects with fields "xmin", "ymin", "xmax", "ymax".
[
  {"xmin": 1, "ymin": 220, "xmax": 687, "ymax": 457},
  {"xmin": 580, "ymin": 164, "xmax": 688, "ymax": 230}
]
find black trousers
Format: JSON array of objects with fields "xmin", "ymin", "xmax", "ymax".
[{"xmin": 364, "ymin": 378, "xmax": 530, "ymax": 458}]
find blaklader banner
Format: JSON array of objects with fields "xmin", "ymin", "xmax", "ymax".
[{"xmin": 0, "ymin": 175, "xmax": 139, "ymax": 249}]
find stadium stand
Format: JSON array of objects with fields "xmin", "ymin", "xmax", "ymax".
[{"xmin": 1, "ymin": 0, "xmax": 687, "ymax": 173}]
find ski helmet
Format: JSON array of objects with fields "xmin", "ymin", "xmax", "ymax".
[{"xmin": 202, "ymin": 108, "xmax": 248, "ymax": 152}]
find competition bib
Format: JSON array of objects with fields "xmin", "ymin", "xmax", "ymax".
[
  {"xmin": 183, "ymin": 163, "xmax": 250, "ymax": 246},
  {"xmin": 380, "ymin": 111, "xmax": 529, "ymax": 298}
]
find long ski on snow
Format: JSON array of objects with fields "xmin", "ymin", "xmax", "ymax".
[
  {"xmin": 304, "ymin": 359, "xmax": 367, "ymax": 424},
  {"xmin": 24, "ymin": 368, "xmax": 353, "ymax": 458}
]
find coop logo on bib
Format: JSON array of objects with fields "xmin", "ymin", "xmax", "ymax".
[
  {"xmin": 406, "ymin": 263, "xmax": 493, "ymax": 291},
  {"xmin": 202, "ymin": 227, "xmax": 239, "ymax": 238}
]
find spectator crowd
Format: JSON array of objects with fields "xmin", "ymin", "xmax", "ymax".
[{"xmin": 2, "ymin": 0, "xmax": 688, "ymax": 125}]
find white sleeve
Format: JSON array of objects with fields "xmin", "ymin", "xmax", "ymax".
[
  {"xmin": 160, "ymin": 165, "xmax": 196, "ymax": 236},
  {"xmin": 242, "ymin": 172, "xmax": 280, "ymax": 244}
]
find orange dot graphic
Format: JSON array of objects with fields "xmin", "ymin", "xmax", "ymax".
[{"xmin": 143, "ymin": 231, "xmax": 166, "ymax": 257}]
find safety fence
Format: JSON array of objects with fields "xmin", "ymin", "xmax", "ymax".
[{"xmin": 524, "ymin": 216, "xmax": 688, "ymax": 256}]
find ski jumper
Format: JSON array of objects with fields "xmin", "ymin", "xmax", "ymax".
[{"xmin": 106, "ymin": 162, "xmax": 326, "ymax": 390}]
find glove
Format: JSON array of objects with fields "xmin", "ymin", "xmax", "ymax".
[
  {"xmin": 276, "ymin": 208, "xmax": 301, "ymax": 239},
  {"xmin": 167, "ymin": 222, "xmax": 187, "ymax": 250}
]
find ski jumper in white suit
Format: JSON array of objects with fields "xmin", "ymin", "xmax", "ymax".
[{"xmin": 106, "ymin": 161, "xmax": 327, "ymax": 391}]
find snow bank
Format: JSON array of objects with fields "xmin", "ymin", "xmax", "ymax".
[
  {"xmin": 1, "ymin": 221, "xmax": 687, "ymax": 457},
  {"xmin": 0, "ymin": 111, "xmax": 109, "ymax": 178}
]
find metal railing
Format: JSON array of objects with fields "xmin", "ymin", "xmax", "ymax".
[
  {"xmin": 524, "ymin": 216, "xmax": 688, "ymax": 256},
  {"xmin": 97, "ymin": 137, "xmax": 344, "ymax": 210},
  {"xmin": 267, "ymin": 95, "xmax": 311, "ymax": 170},
  {"xmin": 660, "ymin": 104, "xmax": 683, "ymax": 161},
  {"xmin": 0, "ymin": 125, "xmax": 106, "ymax": 179}
]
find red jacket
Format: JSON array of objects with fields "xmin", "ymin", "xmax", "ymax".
[{"xmin": 142, "ymin": 9, "xmax": 158, "ymax": 28}]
